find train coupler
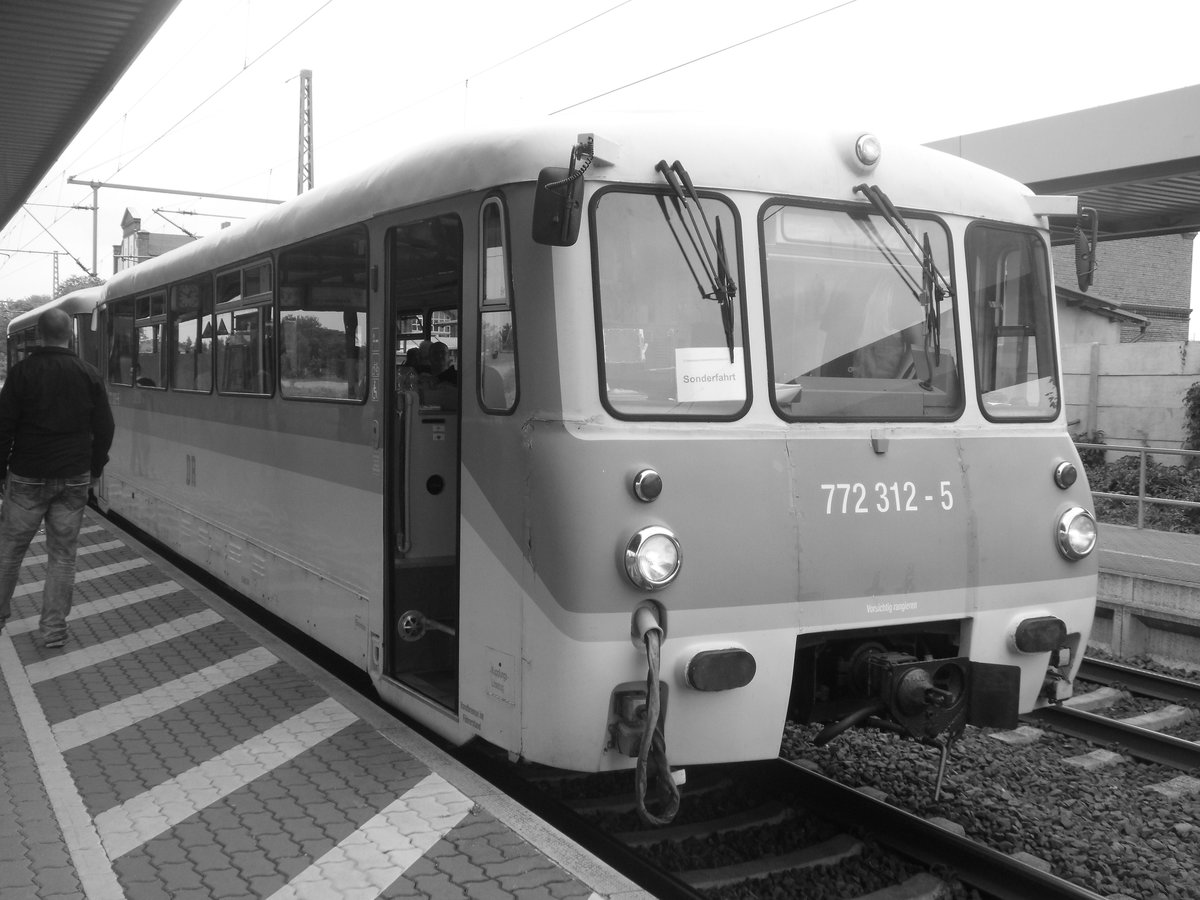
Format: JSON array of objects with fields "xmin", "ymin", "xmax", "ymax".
[{"xmin": 868, "ymin": 652, "xmax": 970, "ymax": 742}]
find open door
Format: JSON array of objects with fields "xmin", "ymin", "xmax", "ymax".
[{"xmin": 384, "ymin": 214, "xmax": 463, "ymax": 711}]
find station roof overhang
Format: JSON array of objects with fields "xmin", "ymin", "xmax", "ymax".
[
  {"xmin": 926, "ymin": 84, "xmax": 1200, "ymax": 243},
  {"xmin": 0, "ymin": 0, "xmax": 182, "ymax": 230}
]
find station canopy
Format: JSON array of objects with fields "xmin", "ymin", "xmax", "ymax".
[
  {"xmin": 0, "ymin": 0, "xmax": 181, "ymax": 230},
  {"xmin": 927, "ymin": 84, "xmax": 1200, "ymax": 242}
]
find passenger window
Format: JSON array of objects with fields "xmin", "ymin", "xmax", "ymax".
[
  {"xmin": 134, "ymin": 292, "xmax": 167, "ymax": 388},
  {"xmin": 278, "ymin": 226, "xmax": 369, "ymax": 402},
  {"xmin": 216, "ymin": 261, "xmax": 274, "ymax": 395},
  {"xmin": 479, "ymin": 197, "xmax": 517, "ymax": 412},
  {"xmin": 171, "ymin": 277, "xmax": 213, "ymax": 392},
  {"xmin": 107, "ymin": 298, "xmax": 136, "ymax": 386}
]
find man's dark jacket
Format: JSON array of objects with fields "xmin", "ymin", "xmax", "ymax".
[{"xmin": 0, "ymin": 347, "xmax": 115, "ymax": 480}]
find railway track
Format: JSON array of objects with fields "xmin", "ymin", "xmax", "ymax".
[
  {"xmin": 1026, "ymin": 656, "xmax": 1200, "ymax": 770},
  {"xmin": 522, "ymin": 758, "xmax": 1107, "ymax": 900}
]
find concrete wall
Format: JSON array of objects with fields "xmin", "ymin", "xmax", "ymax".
[
  {"xmin": 1063, "ymin": 340, "xmax": 1200, "ymax": 448},
  {"xmin": 1094, "ymin": 572, "xmax": 1200, "ymax": 668}
]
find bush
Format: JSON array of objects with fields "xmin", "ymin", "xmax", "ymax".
[{"xmin": 1077, "ymin": 443, "xmax": 1200, "ymax": 534}]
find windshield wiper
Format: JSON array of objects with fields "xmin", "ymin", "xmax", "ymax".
[
  {"xmin": 854, "ymin": 183, "xmax": 952, "ymax": 380},
  {"xmin": 656, "ymin": 159, "xmax": 738, "ymax": 362}
]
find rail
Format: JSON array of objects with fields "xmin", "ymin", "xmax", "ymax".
[{"xmin": 1075, "ymin": 441, "xmax": 1200, "ymax": 530}]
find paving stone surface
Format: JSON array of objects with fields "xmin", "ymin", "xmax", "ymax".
[{"xmin": 0, "ymin": 514, "xmax": 632, "ymax": 900}]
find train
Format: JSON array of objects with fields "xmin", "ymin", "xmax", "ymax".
[
  {"xmin": 6, "ymin": 284, "xmax": 104, "ymax": 368},
  {"xmin": 8, "ymin": 117, "xmax": 1099, "ymax": 824}
]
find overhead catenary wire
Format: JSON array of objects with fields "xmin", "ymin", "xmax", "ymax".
[
  {"xmin": 1, "ymin": 0, "xmax": 335, "ymax": 284},
  {"xmin": 4, "ymin": 0, "xmax": 862, "ymax": 296},
  {"xmin": 551, "ymin": 0, "xmax": 858, "ymax": 114}
]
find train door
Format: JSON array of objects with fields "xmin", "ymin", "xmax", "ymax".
[{"xmin": 384, "ymin": 213, "xmax": 463, "ymax": 711}]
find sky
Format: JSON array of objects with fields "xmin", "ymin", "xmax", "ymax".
[{"xmin": 2, "ymin": 0, "xmax": 1199, "ymax": 334}]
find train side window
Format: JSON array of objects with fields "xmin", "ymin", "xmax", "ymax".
[
  {"xmin": 278, "ymin": 225, "xmax": 369, "ymax": 402},
  {"xmin": 134, "ymin": 291, "xmax": 167, "ymax": 388},
  {"xmin": 171, "ymin": 277, "xmax": 213, "ymax": 392},
  {"xmin": 479, "ymin": 197, "xmax": 517, "ymax": 412},
  {"xmin": 965, "ymin": 224, "xmax": 1058, "ymax": 421},
  {"xmin": 107, "ymin": 297, "xmax": 136, "ymax": 386},
  {"xmin": 215, "ymin": 260, "xmax": 274, "ymax": 396}
]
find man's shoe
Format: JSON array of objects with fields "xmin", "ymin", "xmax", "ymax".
[{"xmin": 43, "ymin": 636, "xmax": 65, "ymax": 649}]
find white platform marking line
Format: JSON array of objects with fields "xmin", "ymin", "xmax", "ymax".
[
  {"xmin": 6, "ymin": 580, "xmax": 182, "ymax": 635},
  {"xmin": 28, "ymin": 523, "xmax": 105, "ymax": 547},
  {"xmin": 13, "ymin": 557, "xmax": 152, "ymax": 598},
  {"xmin": 0, "ymin": 632, "xmax": 126, "ymax": 899},
  {"xmin": 53, "ymin": 646, "xmax": 280, "ymax": 752},
  {"xmin": 94, "ymin": 696, "xmax": 359, "ymax": 860},
  {"xmin": 265, "ymin": 772, "xmax": 473, "ymax": 900},
  {"xmin": 24, "ymin": 609, "xmax": 223, "ymax": 684},
  {"xmin": 21, "ymin": 539, "xmax": 125, "ymax": 568}
]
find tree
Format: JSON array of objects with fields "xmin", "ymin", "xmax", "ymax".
[{"xmin": 55, "ymin": 273, "xmax": 104, "ymax": 298}]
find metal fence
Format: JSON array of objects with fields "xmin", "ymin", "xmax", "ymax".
[{"xmin": 1076, "ymin": 442, "xmax": 1200, "ymax": 529}]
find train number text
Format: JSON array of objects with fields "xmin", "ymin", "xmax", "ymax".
[{"xmin": 821, "ymin": 481, "xmax": 954, "ymax": 515}]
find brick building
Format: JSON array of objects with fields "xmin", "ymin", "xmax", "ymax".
[
  {"xmin": 112, "ymin": 208, "xmax": 194, "ymax": 273},
  {"xmin": 1053, "ymin": 233, "xmax": 1195, "ymax": 343}
]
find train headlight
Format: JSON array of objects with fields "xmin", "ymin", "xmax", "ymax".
[
  {"xmin": 1055, "ymin": 507, "xmax": 1097, "ymax": 560},
  {"xmin": 624, "ymin": 526, "xmax": 681, "ymax": 590}
]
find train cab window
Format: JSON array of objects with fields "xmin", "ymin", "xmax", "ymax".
[
  {"xmin": 107, "ymin": 297, "xmax": 136, "ymax": 386},
  {"xmin": 134, "ymin": 291, "xmax": 167, "ymax": 388},
  {"xmin": 215, "ymin": 261, "xmax": 274, "ymax": 396},
  {"xmin": 8, "ymin": 328, "xmax": 37, "ymax": 367},
  {"xmin": 592, "ymin": 188, "xmax": 748, "ymax": 419},
  {"xmin": 278, "ymin": 226, "xmax": 369, "ymax": 402},
  {"xmin": 761, "ymin": 203, "xmax": 962, "ymax": 420},
  {"xmin": 479, "ymin": 197, "xmax": 517, "ymax": 412},
  {"xmin": 965, "ymin": 224, "xmax": 1058, "ymax": 421},
  {"xmin": 171, "ymin": 277, "xmax": 213, "ymax": 392},
  {"xmin": 76, "ymin": 315, "xmax": 101, "ymax": 370}
]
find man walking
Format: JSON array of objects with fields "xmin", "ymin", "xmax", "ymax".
[{"xmin": 0, "ymin": 307, "xmax": 114, "ymax": 648}]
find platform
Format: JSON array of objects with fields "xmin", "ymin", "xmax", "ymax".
[
  {"xmin": 1093, "ymin": 523, "xmax": 1200, "ymax": 665},
  {"xmin": 0, "ymin": 510, "xmax": 648, "ymax": 900}
]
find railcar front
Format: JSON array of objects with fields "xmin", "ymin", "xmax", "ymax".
[
  {"xmin": 473, "ymin": 124, "xmax": 1098, "ymax": 821},
  {"xmin": 6, "ymin": 285, "xmax": 104, "ymax": 370}
]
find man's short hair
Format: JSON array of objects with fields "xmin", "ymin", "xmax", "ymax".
[{"xmin": 37, "ymin": 308, "xmax": 73, "ymax": 345}]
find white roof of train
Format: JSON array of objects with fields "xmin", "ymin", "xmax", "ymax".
[
  {"xmin": 6, "ymin": 285, "xmax": 104, "ymax": 336},
  {"xmin": 102, "ymin": 115, "xmax": 1044, "ymax": 300}
]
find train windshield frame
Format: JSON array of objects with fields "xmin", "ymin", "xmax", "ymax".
[
  {"xmin": 761, "ymin": 201, "xmax": 963, "ymax": 421},
  {"xmin": 591, "ymin": 185, "xmax": 750, "ymax": 421}
]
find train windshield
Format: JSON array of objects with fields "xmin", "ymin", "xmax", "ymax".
[
  {"xmin": 592, "ymin": 188, "xmax": 748, "ymax": 419},
  {"xmin": 762, "ymin": 203, "xmax": 961, "ymax": 420}
]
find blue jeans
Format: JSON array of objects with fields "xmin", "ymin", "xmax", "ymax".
[{"xmin": 0, "ymin": 473, "xmax": 91, "ymax": 643}]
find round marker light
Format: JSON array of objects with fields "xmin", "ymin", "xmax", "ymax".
[
  {"xmin": 624, "ymin": 526, "xmax": 681, "ymax": 590},
  {"xmin": 855, "ymin": 133, "xmax": 882, "ymax": 168},
  {"xmin": 632, "ymin": 468, "xmax": 663, "ymax": 502},
  {"xmin": 1053, "ymin": 461, "xmax": 1078, "ymax": 489},
  {"xmin": 1056, "ymin": 507, "xmax": 1097, "ymax": 560}
]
